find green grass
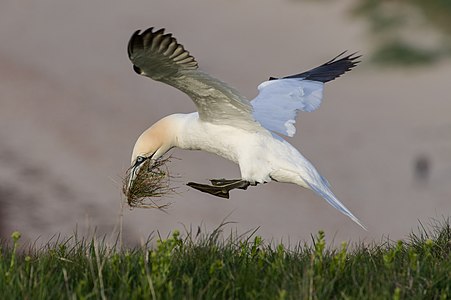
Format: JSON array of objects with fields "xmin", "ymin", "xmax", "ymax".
[
  {"xmin": 1, "ymin": 220, "xmax": 451, "ymax": 300},
  {"xmin": 371, "ymin": 41, "xmax": 439, "ymax": 66},
  {"xmin": 352, "ymin": 0, "xmax": 451, "ymax": 67}
]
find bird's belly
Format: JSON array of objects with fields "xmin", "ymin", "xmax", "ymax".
[
  {"xmin": 179, "ymin": 120, "xmax": 303, "ymax": 183},
  {"xmin": 196, "ymin": 128, "xmax": 279, "ymax": 182},
  {"xmin": 179, "ymin": 122, "xmax": 246, "ymax": 163}
]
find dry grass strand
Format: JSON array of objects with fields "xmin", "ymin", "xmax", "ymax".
[{"xmin": 122, "ymin": 156, "xmax": 175, "ymax": 209}]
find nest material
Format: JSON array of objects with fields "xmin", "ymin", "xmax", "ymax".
[{"xmin": 122, "ymin": 156, "xmax": 175, "ymax": 209}]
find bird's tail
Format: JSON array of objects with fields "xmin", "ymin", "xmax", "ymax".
[
  {"xmin": 305, "ymin": 177, "xmax": 367, "ymax": 230},
  {"xmin": 302, "ymin": 164, "xmax": 368, "ymax": 230}
]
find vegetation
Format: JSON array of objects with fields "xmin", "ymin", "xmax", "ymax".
[
  {"xmin": 298, "ymin": 0, "xmax": 451, "ymax": 66},
  {"xmin": 1, "ymin": 220, "xmax": 451, "ymax": 299},
  {"xmin": 352, "ymin": 0, "xmax": 451, "ymax": 66},
  {"xmin": 123, "ymin": 156, "xmax": 175, "ymax": 209}
]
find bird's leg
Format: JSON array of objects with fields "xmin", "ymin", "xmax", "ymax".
[
  {"xmin": 210, "ymin": 178, "xmax": 247, "ymax": 187},
  {"xmin": 186, "ymin": 182, "xmax": 230, "ymax": 198},
  {"xmin": 187, "ymin": 180, "xmax": 251, "ymax": 199}
]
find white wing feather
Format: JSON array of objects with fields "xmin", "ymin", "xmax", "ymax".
[{"xmin": 251, "ymin": 79, "xmax": 324, "ymax": 137}]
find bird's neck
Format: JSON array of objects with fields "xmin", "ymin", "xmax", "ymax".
[{"xmin": 153, "ymin": 113, "xmax": 197, "ymax": 150}]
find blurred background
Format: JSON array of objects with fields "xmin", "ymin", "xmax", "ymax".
[{"xmin": 1, "ymin": 0, "xmax": 450, "ymax": 245}]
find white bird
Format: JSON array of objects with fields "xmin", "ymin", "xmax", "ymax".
[{"xmin": 127, "ymin": 27, "xmax": 365, "ymax": 229}]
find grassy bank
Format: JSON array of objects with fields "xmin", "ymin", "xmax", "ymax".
[{"xmin": 1, "ymin": 220, "xmax": 450, "ymax": 299}]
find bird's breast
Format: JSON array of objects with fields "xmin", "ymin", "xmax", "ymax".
[
  {"xmin": 176, "ymin": 117, "xmax": 261, "ymax": 163},
  {"xmin": 175, "ymin": 114, "xmax": 307, "ymax": 183}
]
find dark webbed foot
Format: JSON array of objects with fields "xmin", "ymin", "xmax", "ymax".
[
  {"xmin": 186, "ymin": 182, "xmax": 230, "ymax": 198},
  {"xmin": 210, "ymin": 178, "xmax": 250, "ymax": 190},
  {"xmin": 187, "ymin": 179, "xmax": 251, "ymax": 199}
]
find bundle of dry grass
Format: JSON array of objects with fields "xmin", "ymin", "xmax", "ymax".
[{"xmin": 122, "ymin": 156, "xmax": 175, "ymax": 209}]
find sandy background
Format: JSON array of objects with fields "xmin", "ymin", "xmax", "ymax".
[{"xmin": 1, "ymin": 0, "xmax": 450, "ymax": 245}]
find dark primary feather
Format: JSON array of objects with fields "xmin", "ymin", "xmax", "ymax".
[
  {"xmin": 127, "ymin": 27, "xmax": 198, "ymax": 80},
  {"xmin": 269, "ymin": 51, "xmax": 361, "ymax": 83}
]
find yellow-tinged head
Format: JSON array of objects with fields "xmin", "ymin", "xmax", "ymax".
[
  {"xmin": 128, "ymin": 114, "xmax": 182, "ymax": 190},
  {"xmin": 131, "ymin": 115, "xmax": 181, "ymax": 162}
]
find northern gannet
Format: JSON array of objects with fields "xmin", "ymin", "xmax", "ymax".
[{"xmin": 126, "ymin": 27, "xmax": 365, "ymax": 229}]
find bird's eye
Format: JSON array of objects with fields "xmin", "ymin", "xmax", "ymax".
[{"xmin": 133, "ymin": 156, "xmax": 148, "ymax": 169}]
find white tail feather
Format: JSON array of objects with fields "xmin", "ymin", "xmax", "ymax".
[{"xmin": 307, "ymin": 181, "xmax": 367, "ymax": 230}]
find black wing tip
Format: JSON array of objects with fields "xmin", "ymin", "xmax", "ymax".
[
  {"xmin": 128, "ymin": 27, "xmax": 169, "ymax": 58},
  {"xmin": 324, "ymin": 51, "xmax": 362, "ymax": 78},
  {"xmin": 328, "ymin": 50, "xmax": 362, "ymax": 69},
  {"xmin": 133, "ymin": 64, "xmax": 143, "ymax": 75},
  {"xmin": 127, "ymin": 26, "xmax": 199, "ymax": 76},
  {"xmin": 326, "ymin": 50, "xmax": 361, "ymax": 63},
  {"xmin": 127, "ymin": 29, "xmax": 146, "ymax": 58},
  {"xmin": 142, "ymin": 27, "xmax": 156, "ymax": 35},
  {"xmin": 276, "ymin": 51, "xmax": 362, "ymax": 83}
]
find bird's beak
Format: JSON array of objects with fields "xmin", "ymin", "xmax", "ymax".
[
  {"xmin": 126, "ymin": 158, "xmax": 155, "ymax": 192},
  {"xmin": 126, "ymin": 164, "xmax": 141, "ymax": 192}
]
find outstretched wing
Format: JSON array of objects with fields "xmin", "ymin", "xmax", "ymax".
[
  {"xmin": 128, "ymin": 28, "xmax": 261, "ymax": 131},
  {"xmin": 252, "ymin": 53, "xmax": 360, "ymax": 137}
]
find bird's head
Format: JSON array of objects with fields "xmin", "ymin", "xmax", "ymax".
[{"xmin": 127, "ymin": 115, "xmax": 180, "ymax": 190}]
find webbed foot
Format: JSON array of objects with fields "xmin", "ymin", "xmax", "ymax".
[
  {"xmin": 187, "ymin": 179, "xmax": 251, "ymax": 199},
  {"xmin": 210, "ymin": 178, "xmax": 250, "ymax": 190}
]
